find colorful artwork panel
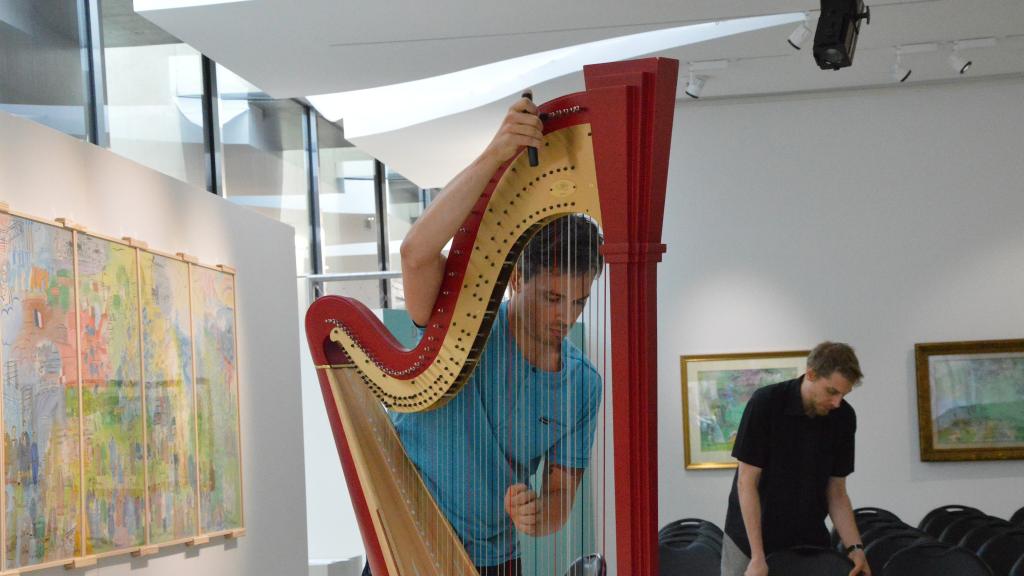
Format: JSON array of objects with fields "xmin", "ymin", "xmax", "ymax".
[
  {"xmin": 191, "ymin": 266, "xmax": 242, "ymax": 533},
  {"xmin": 931, "ymin": 354, "xmax": 1024, "ymax": 449},
  {"xmin": 77, "ymin": 235, "xmax": 145, "ymax": 554},
  {"xmin": 917, "ymin": 340, "xmax": 1024, "ymax": 461},
  {"xmin": 140, "ymin": 252, "xmax": 197, "ymax": 543},
  {"xmin": 0, "ymin": 214, "xmax": 82, "ymax": 568},
  {"xmin": 680, "ymin": 352, "xmax": 808, "ymax": 469}
]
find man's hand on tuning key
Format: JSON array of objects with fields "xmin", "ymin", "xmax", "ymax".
[{"xmin": 481, "ymin": 98, "xmax": 543, "ymax": 167}]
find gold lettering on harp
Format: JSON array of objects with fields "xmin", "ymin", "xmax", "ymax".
[{"xmin": 549, "ymin": 179, "xmax": 576, "ymax": 197}]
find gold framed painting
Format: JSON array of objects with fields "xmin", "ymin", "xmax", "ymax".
[
  {"xmin": 680, "ymin": 351, "xmax": 809, "ymax": 470},
  {"xmin": 915, "ymin": 339, "xmax": 1024, "ymax": 462}
]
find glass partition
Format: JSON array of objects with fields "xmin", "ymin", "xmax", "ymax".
[
  {"xmin": 0, "ymin": 0, "xmax": 88, "ymax": 138},
  {"xmin": 102, "ymin": 0, "xmax": 206, "ymax": 188}
]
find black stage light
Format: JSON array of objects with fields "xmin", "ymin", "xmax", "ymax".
[{"xmin": 813, "ymin": 0, "xmax": 871, "ymax": 70}]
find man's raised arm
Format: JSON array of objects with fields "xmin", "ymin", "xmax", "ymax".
[{"xmin": 400, "ymin": 97, "xmax": 542, "ymax": 326}]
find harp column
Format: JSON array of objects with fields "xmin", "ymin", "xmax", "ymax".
[{"xmin": 584, "ymin": 58, "xmax": 678, "ymax": 576}]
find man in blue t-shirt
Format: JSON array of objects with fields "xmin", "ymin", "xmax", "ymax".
[{"xmin": 361, "ymin": 96, "xmax": 603, "ymax": 576}]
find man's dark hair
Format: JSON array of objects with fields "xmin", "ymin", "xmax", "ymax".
[
  {"xmin": 518, "ymin": 215, "xmax": 603, "ymax": 283},
  {"xmin": 807, "ymin": 341, "xmax": 863, "ymax": 384}
]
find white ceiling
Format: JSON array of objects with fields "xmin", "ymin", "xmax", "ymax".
[{"xmin": 138, "ymin": 0, "xmax": 1024, "ymax": 187}]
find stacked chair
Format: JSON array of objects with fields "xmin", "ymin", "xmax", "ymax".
[
  {"xmin": 657, "ymin": 504, "xmax": 1024, "ymax": 575},
  {"xmin": 920, "ymin": 505, "xmax": 986, "ymax": 538},
  {"xmin": 836, "ymin": 506, "xmax": 934, "ymax": 574},
  {"xmin": 978, "ymin": 530, "xmax": 1024, "ymax": 576},
  {"xmin": 658, "ymin": 518, "xmax": 722, "ymax": 576},
  {"xmin": 864, "ymin": 503, "xmax": 1024, "ymax": 576},
  {"xmin": 883, "ymin": 540, "xmax": 993, "ymax": 576}
]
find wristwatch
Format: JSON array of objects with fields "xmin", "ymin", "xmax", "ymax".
[{"xmin": 845, "ymin": 543, "xmax": 865, "ymax": 554}]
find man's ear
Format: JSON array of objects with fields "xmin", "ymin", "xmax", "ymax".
[
  {"xmin": 805, "ymin": 367, "xmax": 817, "ymax": 382},
  {"xmin": 510, "ymin": 267, "xmax": 521, "ymax": 293}
]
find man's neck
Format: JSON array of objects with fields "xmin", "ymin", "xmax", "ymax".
[{"xmin": 799, "ymin": 375, "xmax": 815, "ymax": 417}]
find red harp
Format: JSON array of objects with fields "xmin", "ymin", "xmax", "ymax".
[{"xmin": 305, "ymin": 58, "xmax": 677, "ymax": 575}]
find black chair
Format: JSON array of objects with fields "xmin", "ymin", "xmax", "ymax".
[
  {"xmin": 1010, "ymin": 553, "xmax": 1024, "ymax": 576},
  {"xmin": 919, "ymin": 504, "xmax": 982, "ymax": 532},
  {"xmin": 767, "ymin": 546, "xmax": 854, "ymax": 576},
  {"xmin": 565, "ymin": 553, "xmax": 606, "ymax": 576},
  {"xmin": 921, "ymin": 505, "xmax": 986, "ymax": 539},
  {"xmin": 978, "ymin": 529, "xmax": 1024, "ymax": 576},
  {"xmin": 943, "ymin": 515, "xmax": 1005, "ymax": 546},
  {"xmin": 659, "ymin": 540, "xmax": 719, "ymax": 576},
  {"xmin": 861, "ymin": 523, "xmax": 921, "ymax": 546},
  {"xmin": 1012, "ymin": 506, "xmax": 1024, "ymax": 527},
  {"xmin": 831, "ymin": 508, "xmax": 904, "ymax": 546},
  {"xmin": 658, "ymin": 519, "xmax": 722, "ymax": 553},
  {"xmin": 855, "ymin": 507, "xmax": 903, "ymax": 525},
  {"xmin": 659, "ymin": 518, "xmax": 705, "ymax": 537},
  {"xmin": 962, "ymin": 521, "xmax": 1016, "ymax": 554},
  {"xmin": 836, "ymin": 517, "xmax": 907, "ymax": 551},
  {"xmin": 864, "ymin": 532, "xmax": 931, "ymax": 576},
  {"xmin": 660, "ymin": 533, "xmax": 722, "ymax": 557},
  {"xmin": 831, "ymin": 512, "xmax": 905, "ymax": 549},
  {"xmin": 883, "ymin": 541, "xmax": 992, "ymax": 576}
]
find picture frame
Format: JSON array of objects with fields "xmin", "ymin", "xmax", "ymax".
[
  {"xmin": 680, "ymin": 351, "xmax": 809, "ymax": 470},
  {"xmin": 915, "ymin": 339, "xmax": 1024, "ymax": 462}
]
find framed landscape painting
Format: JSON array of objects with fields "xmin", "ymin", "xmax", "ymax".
[
  {"xmin": 681, "ymin": 351, "xmax": 809, "ymax": 469},
  {"xmin": 916, "ymin": 339, "xmax": 1024, "ymax": 462}
]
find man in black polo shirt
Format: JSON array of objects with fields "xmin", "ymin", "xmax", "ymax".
[{"xmin": 721, "ymin": 342, "xmax": 870, "ymax": 576}]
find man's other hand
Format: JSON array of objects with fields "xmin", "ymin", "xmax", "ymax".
[
  {"xmin": 745, "ymin": 555, "xmax": 769, "ymax": 576},
  {"xmin": 504, "ymin": 483, "xmax": 540, "ymax": 536},
  {"xmin": 849, "ymin": 548, "xmax": 871, "ymax": 575}
]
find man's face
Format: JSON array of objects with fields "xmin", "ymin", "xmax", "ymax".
[
  {"xmin": 511, "ymin": 270, "xmax": 595, "ymax": 348},
  {"xmin": 803, "ymin": 369, "xmax": 855, "ymax": 417}
]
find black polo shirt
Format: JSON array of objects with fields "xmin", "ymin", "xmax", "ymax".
[{"xmin": 723, "ymin": 376, "xmax": 856, "ymax": 558}]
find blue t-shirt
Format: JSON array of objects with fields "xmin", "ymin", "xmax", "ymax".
[{"xmin": 391, "ymin": 300, "xmax": 603, "ymax": 567}]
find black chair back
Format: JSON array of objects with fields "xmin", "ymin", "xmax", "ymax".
[
  {"xmin": 864, "ymin": 532, "xmax": 930, "ymax": 576},
  {"xmin": 921, "ymin": 505, "xmax": 986, "ymax": 538},
  {"xmin": 861, "ymin": 524, "xmax": 922, "ymax": 546},
  {"xmin": 978, "ymin": 529, "xmax": 1024, "ymax": 576},
  {"xmin": 962, "ymin": 521, "xmax": 1015, "ymax": 554},
  {"xmin": 658, "ymin": 519, "xmax": 722, "ymax": 555},
  {"xmin": 855, "ymin": 507, "xmax": 902, "ymax": 524},
  {"xmin": 883, "ymin": 541, "xmax": 992, "ymax": 576},
  {"xmin": 943, "ymin": 515, "xmax": 1004, "ymax": 545},
  {"xmin": 565, "ymin": 553, "xmax": 606, "ymax": 576},
  {"xmin": 658, "ymin": 518, "xmax": 704, "ymax": 539},
  {"xmin": 658, "ymin": 540, "xmax": 719, "ymax": 576},
  {"xmin": 1012, "ymin": 506, "xmax": 1024, "ymax": 527},
  {"xmin": 767, "ymin": 546, "xmax": 854, "ymax": 576},
  {"xmin": 1010, "ymin": 553, "xmax": 1024, "ymax": 576},
  {"xmin": 919, "ymin": 504, "xmax": 982, "ymax": 532},
  {"xmin": 834, "ymin": 514, "xmax": 907, "ymax": 548}
]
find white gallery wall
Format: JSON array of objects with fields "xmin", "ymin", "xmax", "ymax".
[
  {"xmin": 658, "ymin": 76, "xmax": 1024, "ymax": 529},
  {"xmin": 0, "ymin": 111, "xmax": 307, "ymax": 576}
]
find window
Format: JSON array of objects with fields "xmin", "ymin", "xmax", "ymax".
[
  {"xmin": 217, "ymin": 64, "xmax": 311, "ymax": 274},
  {"xmin": 102, "ymin": 0, "xmax": 206, "ymax": 188},
  {"xmin": 0, "ymin": 0, "xmax": 89, "ymax": 139},
  {"xmin": 316, "ymin": 116, "xmax": 380, "ymax": 275}
]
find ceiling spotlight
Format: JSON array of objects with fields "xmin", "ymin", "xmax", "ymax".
[
  {"xmin": 787, "ymin": 15, "xmax": 813, "ymax": 50},
  {"xmin": 684, "ymin": 73, "xmax": 706, "ymax": 99},
  {"xmin": 891, "ymin": 48, "xmax": 911, "ymax": 83},
  {"xmin": 948, "ymin": 48, "xmax": 971, "ymax": 74},
  {"xmin": 683, "ymin": 60, "xmax": 727, "ymax": 99}
]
